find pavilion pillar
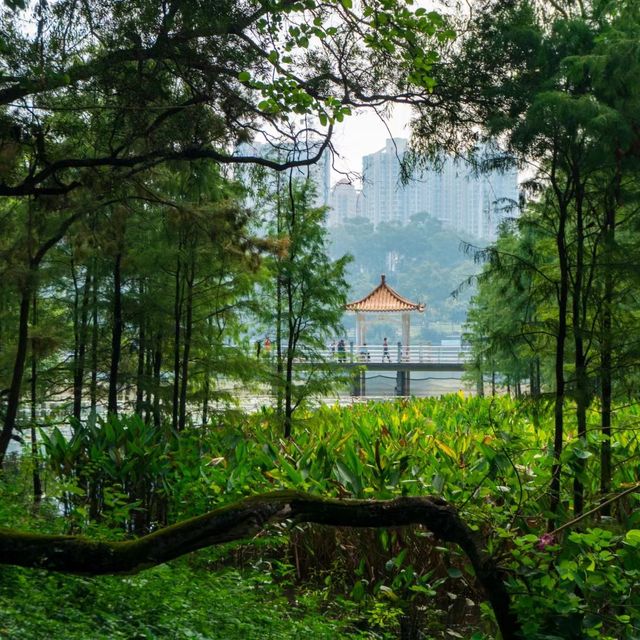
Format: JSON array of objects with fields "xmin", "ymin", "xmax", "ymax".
[
  {"xmin": 402, "ymin": 312, "xmax": 410, "ymax": 362},
  {"xmin": 402, "ymin": 312, "xmax": 410, "ymax": 346},
  {"xmin": 356, "ymin": 312, "xmax": 366, "ymax": 346}
]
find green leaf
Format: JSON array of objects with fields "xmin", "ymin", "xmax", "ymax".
[
  {"xmin": 237, "ymin": 71, "xmax": 251, "ymax": 82},
  {"xmin": 378, "ymin": 585, "xmax": 399, "ymax": 601},
  {"xmin": 350, "ymin": 580, "xmax": 365, "ymax": 602},
  {"xmin": 624, "ymin": 529, "xmax": 640, "ymax": 546}
]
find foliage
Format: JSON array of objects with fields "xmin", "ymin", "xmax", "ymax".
[
  {"xmin": 4, "ymin": 394, "xmax": 640, "ymax": 638},
  {"xmin": 0, "ymin": 0, "xmax": 453, "ymax": 198},
  {"xmin": 0, "ymin": 0, "xmax": 455, "ymax": 461},
  {"xmin": 507, "ymin": 528, "xmax": 640, "ymax": 639},
  {"xmin": 39, "ymin": 414, "xmax": 177, "ymax": 533},
  {"xmin": 37, "ymin": 394, "xmax": 640, "ymax": 530},
  {"xmin": 0, "ymin": 562, "xmax": 364, "ymax": 640},
  {"xmin": 417, "ymin": 0, "xmax": 640, "ymax": 520},
  {"xmin": 259, "ymin": 176, "xmax": 351, "ymax": 435}
]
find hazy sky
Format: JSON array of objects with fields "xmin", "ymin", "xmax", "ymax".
[{"xmin": 329, "ymin": 104, "xmax": 413, "ymax": 186}]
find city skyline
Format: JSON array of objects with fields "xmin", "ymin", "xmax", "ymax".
[
  {"xmin": 238, "ymin": 133, "xmax": 519, "ymax": 242},
  {"xmin": 334, "ymin": 137, "xmax": 520, "ymax": 241}
]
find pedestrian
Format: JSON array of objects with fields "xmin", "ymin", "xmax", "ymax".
[
  {"xmin": 337, "ymin": 339, "xmax": 346, "ymax": 363},
  {"xmin": 264, "ymin": 336, "xmax": 272, "ymax": 357},
  {"xmin": 255, "ymin": 339, "xmax": 261, "ymax": 359},
  {"xmin": 382, "ymin": 337, "xmax": 390, "ymax": 362}
]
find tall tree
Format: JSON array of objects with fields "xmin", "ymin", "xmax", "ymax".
[{"xmin": 264, "ymin": 177, "xmax": 350, "ymax": 438}]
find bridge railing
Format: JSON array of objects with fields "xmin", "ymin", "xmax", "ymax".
[{"xmin": 325, "ymin": 343, "xmax": 471, "ymax": 365}]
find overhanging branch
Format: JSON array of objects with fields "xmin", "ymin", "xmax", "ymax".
[{"xmin": 0, "ymin": 491, "xmax": 522, "ymax": 639}]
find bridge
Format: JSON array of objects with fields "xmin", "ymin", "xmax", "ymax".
[{"xmin": 297, "ymin": 343, "xmax": 471, "ymax": 396}]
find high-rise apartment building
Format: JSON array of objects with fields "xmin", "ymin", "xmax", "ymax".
[
  {"xmin": 361, "ymin": 138, "xmax": 409, "ymax": 227},
  {"xmin": 361, "ymin": 138, "xmax": 519, "ymax": 240},
  {"xmin": 328, "ymin": 179, "xmax": 362, "ymax": 226}
]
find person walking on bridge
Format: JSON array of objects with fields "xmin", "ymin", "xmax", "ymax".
[{"xmin": 382, "ymin": 337, "xmax": 391, "ymax": 362}]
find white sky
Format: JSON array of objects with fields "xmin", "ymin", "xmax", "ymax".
[{"xmin": 329, "ymin": 104, "xmax": 413, "ymax": 186}]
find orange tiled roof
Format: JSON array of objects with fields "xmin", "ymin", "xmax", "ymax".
[{"xmin": 345, "ymin": 275, "xmax": 425, "ymax": 313}]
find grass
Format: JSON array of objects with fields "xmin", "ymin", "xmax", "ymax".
[{"xmin": 0, "ymin": 560, "xmax": 367, "ymax": 640}]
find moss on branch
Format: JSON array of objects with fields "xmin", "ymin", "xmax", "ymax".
[{"xmin": 0, "ymin": 491, "xmax": 522, "ymax": 639}]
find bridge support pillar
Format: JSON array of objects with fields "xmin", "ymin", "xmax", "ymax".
[
  {"xmin": 352, "ymin": 370, "xmax": 366, "ymax": 397},
  {"xmin": 395, "ymin": 371, "xmax": 410, "ymax": 396}
]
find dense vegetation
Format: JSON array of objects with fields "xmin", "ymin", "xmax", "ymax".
[{"xmin": 3, "ymin": 396, "xmax": 640, "ymax": 638}]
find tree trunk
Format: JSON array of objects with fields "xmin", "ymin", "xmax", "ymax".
[
  {"xmin": 144, "ymin": 344, "xmax": 153, "ymax": 424},
  {"xmin": 283, "ymin": 276, "xmax": 298, "ymax": 439},
  {"xmin": 572, "ymin": 183, "xmax": 588, "ymax": 517},
  {"xmin": 275, "ymin": 181, "xmax": 284, "ymax": 418},
  {"xmin": 30, "ymin": 291, "xmax": 42, "ymax": 505},
  {"xmin": 0, "ymin": 492, "xmax": 523, "ymax": 640},
  {"xmin": 153, "ymin": 334, "xmax": 162, "ymax": 428},
  {"xmin": 600, "ymin": 275, "xmax": 612, "ymax": 514},
  {"xmin": 172, "ymin": 253, "xmax": 183, "ymax": 431},
  {"xmin": 71, "ymin": 259, "xmax": 80, "ymax": 413},
  {"xmin": 600, "ymin": 168, "xmax": 619, "ymax": 515},
  {"xmin": 107, "ymin": 252, "xmax": 123, "ymax": 415},
  {"xmin": 135, "ymin": 280, "xmax": 146, "ymax": 416},
  {"xmin": 201, "ymin": 320, "xmax": 212, "ymax": 426},
  {"xmin": 0, "ymin": 287, "xmax": 32, "ymax": 465},
  {"xmin": 90, "ymin": 257, "xmax": 99, "ymax": 416},
  {"xmin": 284, "ymin": 351, "xmax": 294, "ymax": 439},
  {"xmin": 202, "ymin": 374, "xmax": 210, "ymax": 426},
  {"xmin": 476, "ymin": 355, "xmax": 484, "ymax": 397},
  {"xmin": 73, "ymin": 267, "xmax": 91, "ymax": 420},
  {"xmin": 178, "ymin": 257, "xmax": 194, "ymax": 431},
  {"xmin": 0, "ymin": 209, "xmax": 83, "ymax": 463},
  {"xmin": 550, "ymin": 204, "xmax": 569, "ymax": 528}
]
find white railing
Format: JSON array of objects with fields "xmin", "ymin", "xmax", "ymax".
[{"xmin": 324, "ymin": 344, "xmax": 470, "ymax": 365}]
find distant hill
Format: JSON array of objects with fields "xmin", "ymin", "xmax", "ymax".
[{"xmin": 329, "ymin": 213, "xmax": 483, "ymax": 343}]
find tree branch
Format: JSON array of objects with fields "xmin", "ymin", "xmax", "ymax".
[{"xmin": 0, "ymin": 491, "xmax": 522, "ymax": 640}]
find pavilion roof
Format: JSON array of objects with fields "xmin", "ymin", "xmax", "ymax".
[{"xmin": 345, "ymin": 275, "xmax": 425, "ymax": 313}]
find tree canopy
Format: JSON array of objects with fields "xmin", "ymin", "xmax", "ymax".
[{"xmin": 1, "ymin": 0, "xmax": 453, "ymax": 198}]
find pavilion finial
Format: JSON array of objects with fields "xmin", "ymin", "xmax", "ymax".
[{"xmin": 381, "ymin": 274, "xmax": 386, "ymax": 284}]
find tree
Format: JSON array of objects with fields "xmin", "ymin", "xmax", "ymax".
[
  {"xmin": 0, "ymin": 162, "xmax": 263, "ymax": 461},
  {"xmin": 0, "ymin": 0, "xmax": 455, "ymax": 461},
  {"xmin": 464, "ymin": 217, "xmax": 554, "ymax": 400},
  {"xmin": 263, "ymin": 177, "xmax": 350, "ymax": 438},
  {"xmin": 0, "ymin": 491, "xmax": 523, "ymax": 640},
  {"xmin": 410, "ymin": 0, "xmax": 640, "ymax": 521}
]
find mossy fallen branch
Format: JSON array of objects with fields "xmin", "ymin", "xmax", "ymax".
[{"xmin": 0, "ymin": 491, "xmax": 521, "ymax": 639}]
